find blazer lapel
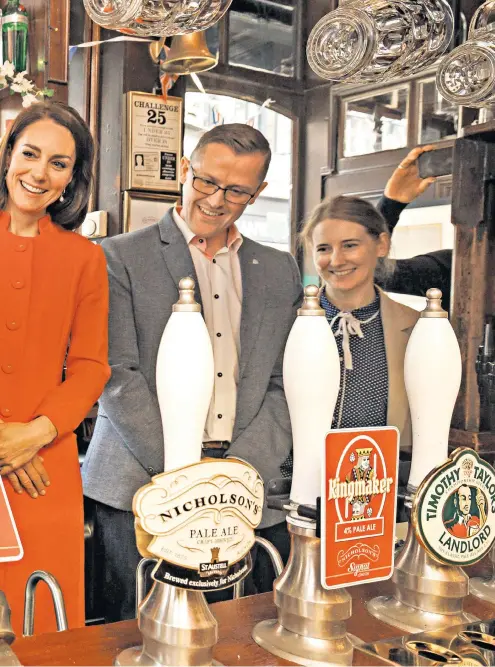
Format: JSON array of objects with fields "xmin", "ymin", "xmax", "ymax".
[
  {"xmin": 239, "ymin": 239, "xmax": 266, "ymax": 379},
  {"xmin": 158, "ymin": 210, "xmax": 202, "ymax": 310},
  {"xmin": 379, "ymin": 289, "xmax": 418, "ymax": 443}
]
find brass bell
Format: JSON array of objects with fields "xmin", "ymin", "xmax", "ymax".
[
  {"xmin": 159, "ymin": 31, "xmax": 217, "ymax": 74},
  {"xmin": 149, "ymin": 37, "xmax": 166, "ymax": 64}
]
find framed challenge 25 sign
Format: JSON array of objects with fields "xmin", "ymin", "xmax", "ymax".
[{"xmin": 123, "ymin": 92, "xmax": 183, "ymax": 193}]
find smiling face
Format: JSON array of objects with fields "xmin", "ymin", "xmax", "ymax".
[
  {"xmin": 5, "ymin": 118, "xmax": 76, "ymax": 221},
  {"xmin": 311, "ymin": 218, "xmax": 389, "ymax": 298},
  {"xmin": 179, "ymin": 143, "xmax": 267, "ymax": 247}
]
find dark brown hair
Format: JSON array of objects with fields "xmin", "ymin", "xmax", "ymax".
[
  {"xmin": 300, "ymin": 195, "xmax": 392, "ymax": 281},
  {"xmin": 0, "ymin": 101, "xmax": 94, "ymax": 230},
  {"xmin": 191, "ymin": 123, "xmax": 272, "ymax": 180},
  {"xmin": 300, "ymin": 195, "xmax": 390, "ymax": 250}
]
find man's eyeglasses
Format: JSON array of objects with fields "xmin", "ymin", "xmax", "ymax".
[{"xmin": 190, "ymin": 166, "xmax": 258, "ymax": 205}]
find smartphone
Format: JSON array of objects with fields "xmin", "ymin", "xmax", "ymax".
[{"xmin": 417, "ymin": 146, "xmax": 453, "ymax": 178}]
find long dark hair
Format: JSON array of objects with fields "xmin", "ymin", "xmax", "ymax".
[{"xmin": 0, "ymin": 101, "xmax": 94, "ymax": 230}]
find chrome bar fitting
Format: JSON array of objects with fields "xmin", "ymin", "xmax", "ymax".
[{"xmin": 23, "ymin": 571, "xmax": 68, "ymax": 636}]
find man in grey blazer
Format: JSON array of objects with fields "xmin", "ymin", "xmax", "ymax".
[{"xmin": 82, "ymin": 123, "xmax": 303, "ymax": 621}]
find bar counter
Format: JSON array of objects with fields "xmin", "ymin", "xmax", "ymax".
[{"xmin": 12, "ymin": 555, "xmax": 495, "ymax": 667}]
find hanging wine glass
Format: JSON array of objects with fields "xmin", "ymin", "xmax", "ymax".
[
  {"xmin": 436, "ymin": 39, "xmax": 495, "ymax": 107},
  {"xmin": 163, "ymin": 0, "xmax": 232, "ymax": 35},
  {"xmin": 85, "ymin": 0, "xmax": 232, "ymax": 37},
  {"xmin": 114, "ymin": 2, "xmax": 181, "ymax": 37},
  {"xmin": 307, "ymin": 0, "xmax": 453, "ymax": 84},
  {"xmin": 83, "ymin": 0, "xmax": 181, "ymax": 34},
  {"xmin": 83, "ymin": 0, "xmax": 143, "ymax": 28},
  {"xmin": 306, "ymin": 8, "xmax": 377, "ymax": 81},
  {"xmin": 437, "ymin": 0, "xmax": 495, "ymax": 107}
]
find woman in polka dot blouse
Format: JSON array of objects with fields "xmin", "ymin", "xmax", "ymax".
[{"xmin": 281, "ymin": 195, "xmax": 420, "ymax": 480}]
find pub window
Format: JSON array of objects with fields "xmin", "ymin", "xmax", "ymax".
[
  {"xmin": 418, "ymin": 79, "xmax": 459, "ymax": 145},
  {"xmin": 227, "ymin": 0, "xmax": 296, "ymax": 77},
  {"xmin": 340, "ymin": 86, "xmax": 409, "ymax": 158}
]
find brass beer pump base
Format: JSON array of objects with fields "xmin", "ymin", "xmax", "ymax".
[
  {"xmin": 114, "ymin": 581, "xmax": 219, "ymax": 667},
  {"xmin": 252, "ymin": 518, "xmax": 358, "ymax": 667},
  {"xmin": 115, "ymin": 648, "xmax": 222, "ymax": 667},
  {"xmin": 254, "ymin": 619, "xmax": 355, "ymax": 666},
  {"xmin": 367, "ymin": 521, "xmax": 478, "ymax": 634},
  {"xmin": 366, "ymin": 596, "xmax": 477, "ymax": 635}
]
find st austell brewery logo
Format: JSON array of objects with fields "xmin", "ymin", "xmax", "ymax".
[
  {"xmin": 413, "ymin": 448, "xmax": 495, "ymax": 566},
  {"xmin": 322, "ymin": 427, "xmax": 399, "ymax": 589}
]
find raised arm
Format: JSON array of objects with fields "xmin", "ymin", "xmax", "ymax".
[{"xmin": 376, "ymin": 146, "xmax": 452, "ymax": 308}]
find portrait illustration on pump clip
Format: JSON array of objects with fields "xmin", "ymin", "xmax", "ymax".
[
  {"xmin": 346, "ymin": 447, "xmax": 375, "ymax": 521},
  {"xmin": 442, "ymin": 484, "xmax": 487, "ymax": 539}
]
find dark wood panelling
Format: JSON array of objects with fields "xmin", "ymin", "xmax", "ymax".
[
  {"xmin": 22, "ymin": 0, "xmax": 48, "ymax": 93},
  {"xmin": 68, "ymin": 0, "xmax": 92, "ymax": 122},
  {"xmin": 47, "ymin": 0, "xmax": 70, "ymax": 84},
  {"xmin": 303, "ymin": 86, "xmax": 331, "ymax": 216},
  {"xmin": 1, "ymin": 0, "xmax": 70, "ymax": 108},
  {"xmin": 450, "ymin": 136, "xmax": 495, "ymax": 433}
]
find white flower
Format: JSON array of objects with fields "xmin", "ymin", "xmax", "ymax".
[
  {"xmin": 350, "ymin": 453, "xmax": 356, "ymax": 463},
  {"xmin": 11, "ymin": 73, "xmax": 34, "ymax": 93},
  {"xmin": 0, "ymin": 61, "xmax": 53, "ymax": 102},
  {"xmin": 22, "ymin": 93, "xmax": 38, "ymax": 108},
  {"xmin": 1, "ymin": 60, "xmax": 15, "ymax": 78},
  {"xmin": 367, "ymin": 507, "xmax": 373, "ymax": 517}
]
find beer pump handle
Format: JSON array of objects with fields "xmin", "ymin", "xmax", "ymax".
[
  {"xmin": 405, "ymin": 288, "xmax": 462, "ymax": 491},
  {"xmin": 266, "ymin": 483, "xmax": 321, "ymax": 535},
  {"xmin": 283, "ymin": 286, "xmax": 340, "ymax": 507},
  {"xmin": 156, "ymin": 278, "xmax": 214, "ymax": 472}
]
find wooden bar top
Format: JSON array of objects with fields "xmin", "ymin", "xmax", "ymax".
[{"xmin": 12, "ymin": 559, "xmax": 495, "ymax": 667}]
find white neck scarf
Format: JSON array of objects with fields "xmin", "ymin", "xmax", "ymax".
[{"xmin": 330, "ymin": 310, "xmax": 380, "ymax": 371}]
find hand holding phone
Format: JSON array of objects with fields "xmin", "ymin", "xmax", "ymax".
[
  {"xmin": 384, "ymin": 145, "xmax": 437, "ymax": 203},
  {"xmin": 417, "ymin": 146, "xmax": 453, "ymax": 179}
]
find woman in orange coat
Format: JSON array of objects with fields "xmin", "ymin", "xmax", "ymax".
[{"xmin": 0, "ymin": 102, "xmax": 110, "ymax": 634}]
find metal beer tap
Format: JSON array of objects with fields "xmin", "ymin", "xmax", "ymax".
[
  {"xmin": 367, "ymin": 289, "xmax": 479, "ymax": 633},
  {"xmin": 0, "ymin": 592, "xmax": 20, "ymax": 666},
  {"xmin": 253, "ymin": 285, "xmax": 356, "ymax": 665},
  {"xmin": 23, "ymin": 571, "xmax": 68, "ymax": 636},
  {"xmin": 116, "ymin": 278, "xmax": 218, "ymax": 667}
]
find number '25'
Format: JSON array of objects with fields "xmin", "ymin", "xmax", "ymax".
[{"xmin": 147, "ymin": 110, "xmax": 166, "ymax": 125}]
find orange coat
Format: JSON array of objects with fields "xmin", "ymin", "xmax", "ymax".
[{"xmin": 0, "ymin": 211, "xmax": 110, "ymax": 635}]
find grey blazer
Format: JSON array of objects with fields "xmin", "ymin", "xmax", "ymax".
[{"xmin": 82, "ymin": 210, "xmax": 303, "ymax": 528}]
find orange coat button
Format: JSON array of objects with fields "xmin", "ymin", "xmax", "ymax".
[
  {"xmin": 6, "ymin": 321, "xmax": 20, "ymax": 331},
  {"xmin": 1, "ymin": 408, "xmax": 12, "ymax": 417},
  {"xmin": 11, "ymin": 280, "xmax": 25, "ymax": 289},
  {"xmin": 1, "ymin": 364, "xmax": 14, "ymax": 374},
  {"xmin": 15, "ymin": 244, "xmax": 27, "ymax": 252}
]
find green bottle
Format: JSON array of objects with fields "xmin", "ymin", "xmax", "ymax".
[{"xmin": 2, "ymin": 0, "xmax": 28, "ymax": 73}]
